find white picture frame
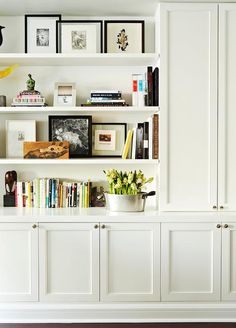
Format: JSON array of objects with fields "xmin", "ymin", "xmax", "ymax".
[
  {"xmin": 53, "ymin": 83, "xmax": 76, "ymax": 107},
  {"xmin": 6, "ymin": 120, "xmax": 36, "ymax": 158}
]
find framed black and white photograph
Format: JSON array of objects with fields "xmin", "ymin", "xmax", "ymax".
[
  {"xmin": 92, "ymin": 123, "xmax": 127, "ymax": 157},
  {"xmin": 104, "ymin": 20, "xmax": 144, "ymax": 53},
  {"xmin": 56, "ymin": 20, "xmax": 103, "ymax": 53},
  {"xmin": 49, "ymin": 115, "xmax": 92, "ymax": 158},
  {"xmin": 6, "ymin": 120, "xmax": 36, "ymax": 158},
  {"xmin": 53, "ymin": 83, "xmax": 76, "ymax": 107},
  {"xmin": 25, "ymin": 14, "xmax": 61, "ymax": 53}
]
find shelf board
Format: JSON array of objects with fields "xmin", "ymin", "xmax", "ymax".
[
  {"xmin": 0, "ymin": 158, "xmax": 159, "ymax": 165},
  {"xmin": 0, "ymin": 106, "xmax": 160, "ymax": 114},
  {"xmin": 0, "ymin": 53, "xmax": 159, "ymax": 67}
]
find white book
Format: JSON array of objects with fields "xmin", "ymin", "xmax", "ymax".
[
  {"xmin": 132, "ymin": 74, "xmax": 138, "ymax": 107},
  {"xmin": 90, "ymin": 90, "xmax": 121, "ymax": 94},
  {"xmin": 148, "ymin": 116, "xmax": 153, "ymax": 159},
  {"xmin": 17, "ymin": 182, "xmax": 23, "ymax": 208},
  {"xmin": 137, "ymin": 74, "xmax": 145, "ymax": 107},
  {"xmin": 131, "ymin": 128, "xmax": 137, "ymax": 159}
]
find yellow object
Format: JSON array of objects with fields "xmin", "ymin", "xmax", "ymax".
[
  {"xmin": 122, "ymin": 129, "xmax": 133, "ymax": 159},
  {"xmin": 0, "ymin": 64, "xmax": 18, "ymax": 79}
]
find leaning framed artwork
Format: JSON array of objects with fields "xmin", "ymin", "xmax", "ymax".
[
  {"xmin": 104, "ymin": 20, "xmax": 145, "ymax": 53},
  {"xmin": 25, "ymin": 14, "xmax": 61, "ymax": 53},
  {"xmin": 49, "ymin": 115, "xmax": 92, "ymax": 158},
  {"xmin": 56, "ymin": 20, "xmax": 103, "ymax": 53}
]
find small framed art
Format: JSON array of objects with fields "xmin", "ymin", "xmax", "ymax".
[
  {"xmin": 92, "ymin": 123, "xmax": 127, "ymax": 157},
  {"xmin": 53, "ymin": 83, "xmax": 76, "ymax": 107},
  {"xmin": 25, "ymin": 14, "xmax": 61, "ymax": 53},
  {"xmin": 49, "ymin": 115, "xmax": 92, "ymax": 158},
  {"xmin": 6, "ymin": 120, "xmax": 36, "ymax": 158},
  {"xmin": 56, "ymin": 20, "xmax": 103, "ymax": 53},
  {"xmin": 104, "ymin": 20, "xmax": 145, "ymax": 53}
]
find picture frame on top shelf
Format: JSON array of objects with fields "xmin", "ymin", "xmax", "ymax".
[
  {"xmin": 25, "ymin": 14, "xmax": 61, "ymax": 53},
  {"xmin": 92, "ymin": 123, "xmax": 127, "ymax": 157},
  {"xmin": 56, "ymin": 20, "xmax": 103, "ymax": 53},
  {"xmin": 53, "ymin": 82, "xmax": 76, "ymax": 107},
  {"xmin": 6, "ymin": 120, "xmax": 36, "ymax": 158},
  {"xmin": 104, "ymin": 20, "xmax": 145, "ymax": 53},
  {"xmin": 49, "ymin": 115, "xmax": 92, "ymax": 158}
]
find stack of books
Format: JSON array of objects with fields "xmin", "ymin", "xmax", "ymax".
[
  {"xmin": 122, "ymin": 114, "xmax": 159, "ymax": 160},
  {"xmin": 82, "ymin": 90, "xmax": 128, "ymax": 107},
  {"xmin": 16, "ymin": 178, "xmax": 92, "ymax": 208},
  {"xmin": 11, "ymin": 90, "xmax": 46, "ymax": 107}
]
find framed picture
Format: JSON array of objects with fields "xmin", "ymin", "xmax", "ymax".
[
  {"xmin": 49, "ymin": 115, "xmax": 92, "ymax": 158},
  {"xmin": 53, "ymin": 83, "xmax": 76, "ymax": 107},
  {"xmin": 104, "ymin": 20, "xmax": 145, "ymax": 53},
  {"xmin": 92, "ymin": 123, "xmax": 127, "ymax": 157},
  {"xmin": 25, "ymin": 14, "xmax": 61, "ymax": 53},
  {"xmin": 23, "ymin": 141, "xmax": 69, "ymax": 159},
  {"xmin": 6, "ymin": 120, "xmax": 36, "ymax": 158},
  {"xmin": 56, "ymin": 20, "xmax": 103, "ymax": 53}
]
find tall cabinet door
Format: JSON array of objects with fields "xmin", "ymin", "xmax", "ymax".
[
  {"xmin": 39, "ymin": 223, "xmax": 99, "ymax": 302},
  {"xmin": 218, "ymin": 5, "xmax": 236, "ymax": 210},
  {"xmin": 160, "ymin": 4, "xmax": 218, "ymax": 211}
]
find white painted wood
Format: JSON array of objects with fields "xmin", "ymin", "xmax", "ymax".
[
  {"xmin": 160, "ymin": 3, "xmax": 218, "ymax": 211},
  {"xmin": 100, "ymin": 222, "xmax": 160, "ymax": 301},
  {"xmin": 161, "ymin": 222, "xmax": 221, "ymax": 301},
  {"xmin": 0, "ymin": 223, "xmax": 38, "ymax": 302},
  {"xmin": 218, "ymin": 4, "xmax": 236, "ymax": 211},
  {"xmin": 39, "ymin": 223, "xmax": 99, "ymax": 302},
  {"xmin": 222, "ymin": 222, "xmax": 236, "ymax": 301},
  {"xmin": 0, "ymin": 159, "xmax": 159, "ymax": 165}
]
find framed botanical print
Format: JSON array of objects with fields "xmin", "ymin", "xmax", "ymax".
[
  {"xmin": 57, "ymin": 20, "xmax": 103, "ymax": 53},
  {"xmin": 53, "ymin": 82, "xmax": 76, "ymax": 107},
  {"xmin": 25, "ymin": 14, "xmax": 61, "ymax": 53},
  {"xmin": 92, "ymin": 123, "xmax": 127, "ymax": 157},
  {"xmin": 49, "ymin": 115, "xmax": 92, "ymax": 158},
  {"xmin": 104, "ymin": 20, "xmax": 145, "ymax": 53}
]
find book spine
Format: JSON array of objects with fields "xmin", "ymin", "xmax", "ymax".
[
  {"xmin": 147, "ymin": 66, "xmax": 153, "ymax": 106},
  {"xmin": 17, "ymin": 182, "xmax": 23, "ymax": 208},
  {"xmin": 153, "ymin": 114, "xmax": 159, "ymax": 159},
  {"xmin": 148, "ymin": 116, "xmax": 153, "ymax": 159},
  {"xmin": 132, "ymin": 74, "xmax": 138, "ymax": 106},
  {"xmin": 143, "ymin": 122, "xmax": 149, "ymax": 159},
  {"xmin": 122, "ymin": 130, "xmax": 133, "ymax": 159},
  {"xmin": 91, "ymin": 93, "xmax": 122, "ymax": 98},
  {"xmin": 137, "ymin": 74, "xmax": 145, "ymax": 107},
  {"xmin": 152, "ymin": 67, "xmax": 159, "ymax": 106},
  {"xmin": 136, "ymin": 123, "xmax": 144, "ymax": 159}
]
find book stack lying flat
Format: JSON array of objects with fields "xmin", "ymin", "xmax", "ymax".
[
  {"xmin": 82, "ymin": 90, "xmax": 128, "ymax": 107},
  {"xmin": 11, "ymin": 90, "xmax": 47, "ymax": 107}
]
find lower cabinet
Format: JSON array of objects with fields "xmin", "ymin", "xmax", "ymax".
[{"xmin": 0, "ymin": 223, "xmax": 38, "ymax": 302}]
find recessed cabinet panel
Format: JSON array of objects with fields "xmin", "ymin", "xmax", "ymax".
[
  {"xmin": 39, "ymin": 223, "xmax": 99, "ymax": 302},
  {"xmin": 160, "ymin": 3, "xmax": 218, "ymax": 210},
  {"xmin": 0, "ymin": 223, "xmax": 38, "ymax": 301},
  {"xmin": 100, "ymin": 223, "xmax": 160, "ymax": 302},
  {"xmin": 161, "ymin": 223, "xmax": 221, "ymax": 301}
]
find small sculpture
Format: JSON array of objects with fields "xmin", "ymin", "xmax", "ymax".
[
  {"xmin": 5, "ymin": 170, "xmax": 17, "ymax": 195},
  {"xmin": 26, "ymin": 74, "xmax": 35, "ymax": 91},
  {"xmin": 0, "ymin": 25, "xmax": 5, "ymax": 47}
]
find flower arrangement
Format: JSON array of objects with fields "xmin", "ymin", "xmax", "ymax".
[{"xmin": 104, "ymin": 169, "xmax": 153, "ymax": 195}]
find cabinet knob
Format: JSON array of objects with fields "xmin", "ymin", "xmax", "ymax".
[
  {"xmin": 32, "ymin": 224, "xmax": 37, "ymax": 229},
  {"xmin": 213, "ymin": 206, "xmax": 217, "ymax": 210},
  {"xmin": 94, "ymin": 224, "xmax": 99, "ymax": 229},
  {"xmin": 220, "ymin": 206, "xmax": 224, "ymax": 210},
  {"xmin": 101, "ymin": 224, "xmax": 106, "ymax": 229},
  {"xmin": 216, "ymin": 224, "xmax": 221, "ymax": 229},
  {"xmin": 224, "ymin": 224, "xmax": 229, "ymax": 229}
]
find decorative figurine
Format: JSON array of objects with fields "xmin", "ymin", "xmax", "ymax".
[
  {"xmin": 3, "ymin": 170, "xmax": 17, "ymax": 207},
  {"xmin": 0, "ymin": 25, "xmax": 5, "ymax": 47},
  {"xmin": 26, "ymin": 74, "xmax": 35, "ymax": 91}
]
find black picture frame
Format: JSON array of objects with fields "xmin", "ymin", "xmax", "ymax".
[
  {"xmin": 56, "ymin": 20, "xmax": 103, "ymax": 53},
  {"xmin": 104, "ymin": 20, "xmax": 145, "ymax": 53},
  {"xmin": 92, "ymin": 122, "xmax": 127, "ymax": 158},
  {"xmin": 48, "ymin": 115, "xmax": 92, "ymax": 158},
  {"xmin": 25, "ymin": 14, "xmax": 62, "ymax": 53}
]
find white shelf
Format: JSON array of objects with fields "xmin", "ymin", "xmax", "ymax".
[
  {"xmin": 0, "ymin": 158, "xmax": 159, "ymax": 165},
  {"xmin": 0, "ymin": 53, "xmax": 159, "ymax": 67},
  {"xmin": 0, "ymin": 106, "xmax": 160, "ymax": 114}
]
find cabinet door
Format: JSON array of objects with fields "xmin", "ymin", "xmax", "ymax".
[
  {"xmin": 218, "ymin": 5, "xmax": 236, "ymax": 210},
  {"xmin": 160, "ymin": 4, "xmax": 218, "ymax": 211},
  {"xmin": 100, "ymin": 223, "xmax": 160, "ymax": 302},
  {"xmin": 161, "ymin": 223, "xmax": 221, "ymax": 301},
  {"xmin": 222, "ymin": 223, "xmax": 236, "ymax": 300},
  {"xmin": 39, "ymin": 223, "xmax": 99, "ymax": 302},
  {"xmin": 0, "ymin": 223, "xmax": 38, "ymax": 302}
]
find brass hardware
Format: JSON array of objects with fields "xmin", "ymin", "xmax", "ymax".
[
  {"xmin": 216, "ymin": 224, "xmax": 221, "ymax": 229},
  {"xmin": 213, "ymin": 206, "xmax": 217, "ymax": 209},
  {"xmin": 32, "ymin": 224, "xmax": 37, "ymax": 229},
  {"xmin": 101, "ymin": 224, "xmax": 106, "ymax": 229},
  {"xmin": 224, "ymin": 224, "xmax": 229, "ymax": 229},
  {"xmin": 220, "ymin": 206, "xmax": 224, "ymax": 210},
  {"xmin": 94, "ymin": 224, "xmax": 99, "ymax": 229}
]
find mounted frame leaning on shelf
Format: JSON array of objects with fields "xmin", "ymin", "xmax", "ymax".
[
  {"xmin": 104, "ymin": 20, "xmax": 145, "ymax": 53},
  {"xmin": 23, "ymin": 141, "xmax": 69, "ymax": 159},
  {"xmin": 56, "ymin": 20, "xmax": 103, "ymax": 53},
  {"xmin": 25, "ymin": 14, "xmax": 62, "ymax": 53},
  {"xmin": 49, "ymin": 115, "xmax": 92, "ymax": 158},
  {"xmin": 53, "ymin": 82, "xmax": 76, "ymax": 107}
]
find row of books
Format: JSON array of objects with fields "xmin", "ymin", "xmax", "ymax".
[
  {"xmin": 132, "ymin": 66, "xmax": 159, "ymax": 107},
  {"xmin": 122, "ymin": 114, "xmax": 159, "ymax": 160},
  {"xmin": 12, "ymin": 90, "xmax": 47, "ymax": 107},
  {"xmin": 82, "ymin": 90, "xmax": 128, "ymax": 107},
  {"xmin": 16, "ymin": 179, "xmax": 93, "ymax": 208}
]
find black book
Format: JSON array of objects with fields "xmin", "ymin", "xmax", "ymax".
[
  {"xmin": 48, "ymin": 179, "xmax": 52, "ymax": 208},
  {"xmin": 143, "ymin": 121, "xmax": 149, "ymax": 159},
  {"xmin": 136, "ymin": 123, "xmax": 144, "ymax": 159},
  {"xmin": 152, "ymin": 67, "xmax": 159, "ymax": 106},
  {"xmin": 147, "ymin": 66, "xmax": 153, "ymax": 106},
  {"xmin": 91, "ymin": 92, "xmax": 122, "ymax": 98}
]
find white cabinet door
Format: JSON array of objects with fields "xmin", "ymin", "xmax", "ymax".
[
  {"xmin": 161, "ymin": 223, "xmax": 221, "ymax": 301},
  {"xmin": 218, "ymin": 5, "xmax": 236, "ymax": 211},
  {"xmin": 100, "ymin": 223, "xmax": 160, "ymax": 302},
  {"xmin": 0, "ymin": 223, "xmax": 38, "ymax": 302},
  {"xmin": 222, "ymin": 222, "xmax": 236, "ymax": 300},
  {"xmin": 160, "ymin": 4, "xmax": 218, "ymax": 211},
  {"xmin": 39, "ymin": 223, "xmax": 99, "ymax": 302}
]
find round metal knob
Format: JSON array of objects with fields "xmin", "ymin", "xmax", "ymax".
[
  {"xmin": 32, "ymin": 224, "xmax": 37, "ymax": 229},
  {"xmin": 216, "ymin": 224, "xmax": 221, "ymax": 229},
  {"xmin": 220, "ymin": 206, "xmax": 224, "ymax": 210},
  {"xmin": 224, "ymin": 224, "xmax": 229, "ymax": 229},
  {"xmin": 213, "ymin": 206, "xmax": 217, "ymax": 210},
  {"xmin": 94, "ymin": 224, "xmax": 99, "ymax": 229},
  {"xmin": 101, "ymin": 224, "xmax": 106, "ymax": 229}
]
